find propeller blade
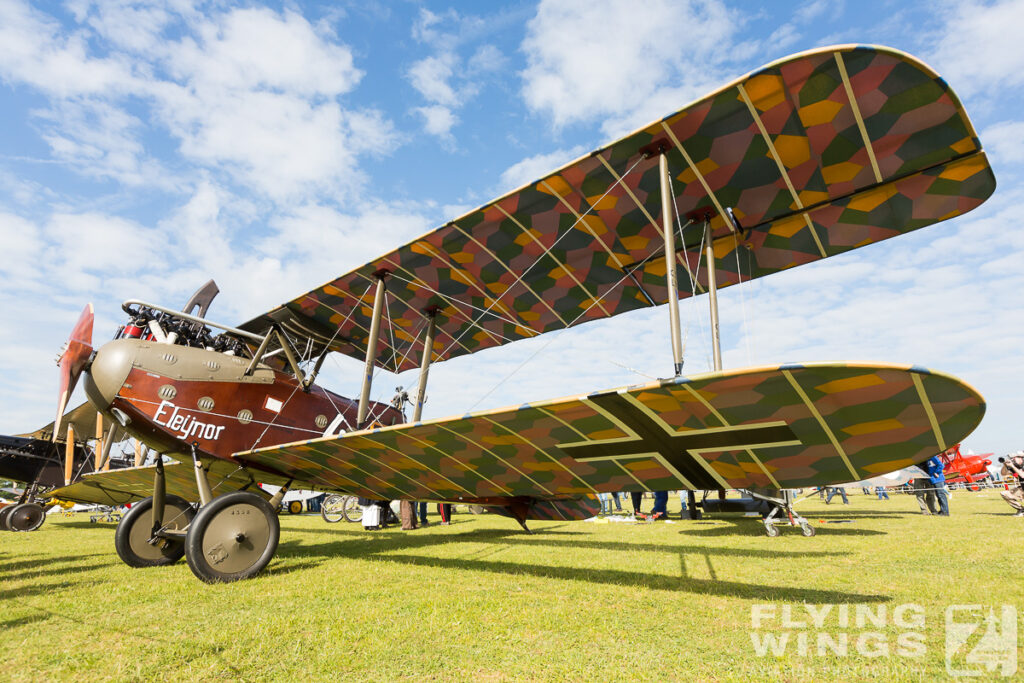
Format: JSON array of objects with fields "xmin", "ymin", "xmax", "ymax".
[{"xmin": 54, "ymin": 304, "xmax": 94, "ymax": 442}]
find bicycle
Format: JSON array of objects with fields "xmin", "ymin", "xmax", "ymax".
[{"xmin": 320, "ymin": 494, "xmax": 362, "ymax": 523}]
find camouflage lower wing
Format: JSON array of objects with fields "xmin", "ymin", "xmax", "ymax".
[
  {"xmin": 46, "ymin": 458, "xmax": 270, "ymax": 507},
  {"xmin": 233, "ymin": 362, "xmax": 984, "ymax": 507}
]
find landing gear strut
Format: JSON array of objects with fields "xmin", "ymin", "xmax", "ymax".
[
  {"xmin": 111, "ymin": 449, "xmax": 281, "ymax": 583},
  {"xmin": 115, "ymin": 495, "xmax": 195, "ymax": 566},
  {"xmin": 746, "ymin": 489, "xmax": 815, "ymax": 537}
]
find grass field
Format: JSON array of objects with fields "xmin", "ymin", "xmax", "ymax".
[{"xmin": 1, "ymin": 489, "xmax": 1021, "ymax": 681}]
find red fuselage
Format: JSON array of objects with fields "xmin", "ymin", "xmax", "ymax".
[{"xmin": 83, "ymin": 338, "xmax": 401, "ymax": 465}]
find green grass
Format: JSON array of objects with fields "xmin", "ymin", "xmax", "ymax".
[{"xmin": 1, "ymin": 490, "xmax": 1021, "ymax": 681}]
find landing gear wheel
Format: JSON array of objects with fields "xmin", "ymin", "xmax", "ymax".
[
  {"xmin": 764, "ymin": 523, "xmax": 780, "ymax": 537},
  {"xmin": 185, "ymin": 491, "xmax": 279, "ymax": 584},
  {"xmin": 287, "ymin": 500, "xmax": 303, "ymax": 515},
  {"xmin": 341, "ymin": 495, "xmax": 362, "ymax": 523},
  {"xmin": 0, "ymin": 505, "xmax": 16, "ymax": 531},
  {"xmin": 7, "ymin": 503, "xmax": 46, "ymax": 532},
  {"xmin": 800, "ymin": 522, "xmax": 816, "ymax": 537},
  {"xmin": 320, "ymin": 494, "xmax": 346, "ymax": 523},
  {"xmin": 115, "ymin": 495, "xmax": 195, "ymax": 567}
]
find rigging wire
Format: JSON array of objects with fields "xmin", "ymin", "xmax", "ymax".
[
  {"xmin": 428, "ymin": 154, "xmax": 650, "ymax": 367},
  {"xmin": 466, "ymin": 251, "xmax": 662, "ymax": 411},
  {"xmin": 734, "ymin": 232, "xmax": 754, "ymax": 367}
]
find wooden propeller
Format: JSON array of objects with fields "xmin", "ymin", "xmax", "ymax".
[{"xmin": 54, "ymin": 304, "xmax": 94, "ymax": 442}]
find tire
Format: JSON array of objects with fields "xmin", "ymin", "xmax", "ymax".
[
  {"xmin": 115, "ymin": 495, "xmax": 195, "ymax": 567},
  {"xmin": 287, "ymin": 500, "xmax": 303, "ymax": 515},
  {"xmin": 800, "ymin": 522, "xmax": 816, "ymax": 537},
  {"xmin": 765, "ymin": 524, "xmax": 780, "ymax": 537},
  {"xmin": 7, "ymin": 503, "xmax": 46, "ymax": 532},
  {"xmin": 184, "ymin": 491, "xmax": 279, "ymax": 584},
  {"xmin": 0, "ymin": 505, "xmax": 16, "ymax": 531},
  {"xmin": 341, "ymin": 495, "xmax": 363, "ymax": 523},
  {"xmin": 320, "ymin": 494, "xmax": 346, "ymax": 523}
]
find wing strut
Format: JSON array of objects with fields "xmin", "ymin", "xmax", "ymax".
[
  {"xmin": 704, "ymin": 213, "xmax": 723, "ymax": 372},
  {"xmin": 412, "ymin": 308, "xmax": 438, "ymax": 422},
  {"xmin": 357, "ymin": 273, "xmax": 388, "ymax": 427},
  {"xmin": 656, "ymin": 149, "xmax": 685, "ymax": 377}
]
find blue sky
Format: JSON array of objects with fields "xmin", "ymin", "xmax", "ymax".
[{"xmin": 0, "ymin": 0, "xmax": 1021, "ymax": 457}]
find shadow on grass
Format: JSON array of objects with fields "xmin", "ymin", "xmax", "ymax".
[
  {"xmin": 276, "ymin": 528, "xmax": 886, "ymax": 603},
  {"xmin": 680, "ymin": 523, "xmax": 885, "ymax": 537},
  {"xmin": 53, "ymin": 522, "xmax": 120, "ymax": 530},
  {"xmin": 0, "ymin": 553, "xmax": 109, "ymax": 576},
  {"xmin": 807, "ymin": 511, "xmax": 908, "ymax": 518},
  {"xmin": 0, "ymin": 613, "xmax": 49, "ymax": 629},
  {"xmin": 0, "ymin": 580, "xmax": 101, "ymax": 601},
  {"xmin": 7, "ymin": 590, "xmax": 251, "ymax": 679},
  {"xmin": 359, "ymin": 552, "xmax": 887, "ymax": 603},
  {"xmin": 4, "ymin": 560, "xmax": 116, "ymax": 584}
]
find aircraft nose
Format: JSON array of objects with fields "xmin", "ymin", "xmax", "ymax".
[{"xmin": 83, "ymin": 340, "xmax": 135, "ymax": 411}]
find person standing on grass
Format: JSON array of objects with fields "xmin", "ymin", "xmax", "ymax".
[
  {"xmin": 630, "ymin": 491, "xmax": 644, "ymax": 517},
  {"xmin": 417, "ymin": 501, "xmax": 429, "ymax": 526},
  {"xmin": 650, "ymin": 491, "xmax": 669, "ymax": 519},
  {"xmin": 400, "ymin": 500, "xmax": 418, "ymax": 530},
  {"xmin": 598, "ymin": 492, "xmax": 612, "ymax": 514},
  {"xmin": 999, "ymin": 453, "xmax": 1024, "ymax": 516},
  {"xmin": 826, "ymin": 486, "xmax": 848, "ymax": 504},
  {"xmin": 913, "ymin": 476, "xmax": 937, "ymax": 514},
  {"xmin": 437, "ymin": 502, "xmax": 452, "ymax": 525},
  {"xmin": 923, "ymin": 455, "xmax": 949, "ymax": 516},
  {"xmin": 875, "ymin": 486, "xmax": 890, "ymax": 500}
]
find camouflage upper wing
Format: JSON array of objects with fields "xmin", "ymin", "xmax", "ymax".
[
  {"xmin": 232, "ymin": 362, "xmax": 985, "ymax": 496},
  {"xmin": 239, "ymin": 45, "xmax": 995, "ymax": 373},
  {"xmin": 46, "ymin": 459, "xmax": 275, "ymax": 507}
]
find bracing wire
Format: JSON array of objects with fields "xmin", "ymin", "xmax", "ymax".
[{"xmin": 734, "ymin": 233, "xmax": 754, "ymax": 367}]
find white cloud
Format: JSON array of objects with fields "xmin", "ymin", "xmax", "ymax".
[
  {"xmin": 35, "ymin": 98, "xmax": 174, "ymax": 188},
  {"xmin": 415, "ymin": 105, "xmax": 458, "ymax": 140},
  {"xmin": 68, "ymin": 0, "xmax": 181, "ymax": 53},
  {"xmin": 981, "ymin": 120, "xmax": 1024, "ymax": 167},
  {"xmin": 926, "ymin": 0, "xmax": 1024, "ymax": 97},
  {"xmin": 167, "ymin": 8, "xmax": 361, "ymax": 97},
  {"xmin": 0, "ymin": 1, "xmax": 136, "ymax": 98},
  {"xmin": 519, "ymin": 0, "xmax": 738, "ymax": 133},
  {"xmin": 405, "ymin": 7, "xmax": 504, "ymax": 142},
  {"xmin": 0, "ymin": 2, "xmax": 397, "ymax": 203},
  {"xmin": 468, "ymin": 44, "xmax": 505, "ymax": 73},
  {"xmin": 408, "ymin": 53, "xmax": 459, "ymax": 106},
  {"xmin": 496, "ymin": 146, "xmax": 587, "ymax": 195}
]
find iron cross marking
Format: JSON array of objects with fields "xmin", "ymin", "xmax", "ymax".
[{"xmin": 560, "ymin": 392, "xmax": 798, "ymax": 489}]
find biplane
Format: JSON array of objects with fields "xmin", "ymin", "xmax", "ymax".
[
  {"xmin": 47, "ymin": 45, "xmax": 995, "ymax": 582},
  {"xmin": 940, "ymin": 443, "xmax": 994, "ymax": 485},
  {"xmin": 0, "ymin": 402, "xmax": 130, "ymax": 531}
]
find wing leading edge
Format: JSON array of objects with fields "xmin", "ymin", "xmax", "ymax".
[{"xmin": 240, "ymin": 45, "xmax": 995, "ymax": 372}]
